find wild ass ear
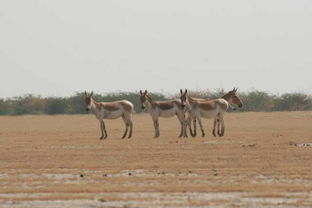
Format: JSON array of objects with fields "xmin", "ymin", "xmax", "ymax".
[
  {"xmin": 144, "ymin": 90, "xmax": 148, "ymax": 95},
  {"xmin": 184, "ymin": 89, "xmax": 187, "ymax": 95},
  {"xmin": 84, "ymin": 91, "xmax": 87, "ymax": 96},
  {"xmin": 140, "ymin": 90, "xmax": 143, "ymax": 95},
  {"xmin": 90, "ymin": 91, "xmax": 93, "ymax": 97},
  {"xmin": 180, "ymin": 89, "xmax": 183, "ymax": 95}
]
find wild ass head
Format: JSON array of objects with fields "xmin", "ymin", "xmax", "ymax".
[
  {"xmin": 223, "ymin": 88, "xmax": 243, "ymax": 108},
  {"xmin": 180, "ymin": 89, "xmax": 187, "ymax": 108},
  {"xmin": 139, "ymin": 90, "xmax": 148, "ymax": 110},
  {"xmin": 84, "ymin": 91, "xmax": 93, "ymax": 112}
]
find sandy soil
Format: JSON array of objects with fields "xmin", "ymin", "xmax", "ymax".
[{"xmin": 0, "ymin": 112, "xmax": 312, "ymax": 207}]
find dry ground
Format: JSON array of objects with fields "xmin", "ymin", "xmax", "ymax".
[{"xmin": 0, "ymin": 112, "xmax": 312, "ymax": 207}]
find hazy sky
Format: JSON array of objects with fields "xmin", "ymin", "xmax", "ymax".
[{"xmin": 1, "ymin": 0, "xmax": 311, "ymax": 97}]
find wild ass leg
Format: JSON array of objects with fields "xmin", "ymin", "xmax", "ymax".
[
  {"xmin": 183, "ymin": 120, "xmax": 188, "ymax": 138},
  {"xmin": 220, "ymin": 116, "xmax": 225, "ymax": 137},
  {"xmin": 156, "ymin": 120, "xmax": 160, "ymax": 138},
  {"xmin": 99, "ymin": 120, "xmax": 104, "ymax": 139},
  {"xmin": 102, "ymin": 120, "xmax": 108, "ymax": 138},
  {"xmin": 217, "ymin": 116, "xmax": 222, "ymax": 137},
  {"xmin": 152, "ymin": 117, "xmax": 160, "ymax": 138},
  {"xmin": 193, "ymin": 119, "xmax": 197, "ymax": 137},
  {"xmin": 212, "ymin": 118, "xmax": 217, "ymax": 137},
  {"xmin": 177, "ymin": 112, "xmax": 187, "ymax": 138},
  {"xmin": 186, "ymin": 113, "xmax": 196, "ymax": 137},
  {"xmin": 178, "ymin": 120, "xmax": 184, "ymax": 138},
  {"xmin": 128, "ymin": 122, "xmax": 133, "ymax": 138},
  {"xmin": 197, "ymin": 117, "xmax": 205, "ymax": 137},
  {"xmin": 187, "ymin": 116, "xmax": 194, "ymax": 137},
  {"xmin": 122, "ymin": 125, "xmax": 129, "ymax": 139},
  {"xmin": 123, "ymin": 113, "xmax": 133, "ymax": 139},
  {"xmin": 121, "ymin": 115, "xmax": 129, "ymax": 139},
  {"xmin": 99, "ymin": 120, "xmax": 107, "ymax": 139},
  {"xmin": 177, "ymin": 113, "xmax": 187, "ymax": 138}
]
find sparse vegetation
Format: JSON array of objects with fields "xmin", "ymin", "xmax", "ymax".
[{"xmin": 0, "ymin": 90, "xmax": 311, "ymax": 115}]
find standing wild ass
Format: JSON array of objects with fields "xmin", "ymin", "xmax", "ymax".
[
  {"xmin": 85, "ymin": 91, "xmax": 134, "ymax": 139},
  {"xmin": 180, "ymin": 88, "xmax": 243, "ymax": 137},
  {"xmin": 139, "ymin": 90, "xmax": 187, "ymax": 138}
]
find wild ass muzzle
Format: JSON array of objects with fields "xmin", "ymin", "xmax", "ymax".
[
  {"xmin": 85, "ymin": 91, "xmax": 134, "ymax": 139},
  {"xmin": 139, "ymin": 90, "xmax": 187, "ymax": 138},
  {"xmin": 180, "ymin": 88, "xmax": 243, "ymax": 137}
]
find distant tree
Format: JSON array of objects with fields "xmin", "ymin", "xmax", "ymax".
[
  {"xmin": 29, "ymin": 96, "xmax": 46, "ymax": 114},
  {"xmin": 241, "ymin": 90, "xmax": 275, "ymax": 112},
  {"xmin": 44, "ymin": 98, "xmax": 67, "ymax": 114},
  {"xmin": 10, "ymin": 94, "xmax": 40, "ymax": 115},
  {"xmin": 0, "ymin": 99, "xmax": 11, "ymax": 115},
  {"xmin": 273, "ymin": 93, "xmax": 312, "ymax": 111},
  {"xmin": 0, "ymin": 90, "xmax": 311, "ymax": 115},
  {"xmin": 66, "ymin": 92, "xmax": 86, "ymax": 114}
]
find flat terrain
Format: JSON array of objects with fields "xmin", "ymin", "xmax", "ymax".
[{"xmin": 0, "ymin": 112, "xmax": 312, "ymax": 207}]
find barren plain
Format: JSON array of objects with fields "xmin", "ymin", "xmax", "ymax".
[{"xmin": 0, "ymin": 112, "xmax": 312, "ymax": 207}]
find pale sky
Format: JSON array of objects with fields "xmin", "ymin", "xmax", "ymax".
[{"xmin": 0, "ymin": 0, "xmax": 311, "ymax": 98}]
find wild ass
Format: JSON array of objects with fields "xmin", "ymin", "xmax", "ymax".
[
  {"xmin": 180, "ymin": 88, "xmax": 243, "ymax": 137},
  {"xmin": 85, "ymin": 91, "xmax": 134, "ymax": 139},
  {"xmin": 139, "ymin": 90, "xmax": 187, "ymax": 138}
]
